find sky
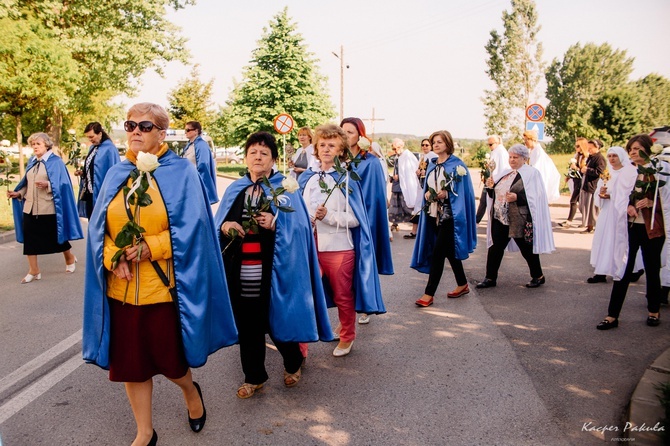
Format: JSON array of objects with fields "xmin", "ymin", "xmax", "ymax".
[{"xmin": 122, "ymin": 0, "xmax": 670, "ymax": 140}]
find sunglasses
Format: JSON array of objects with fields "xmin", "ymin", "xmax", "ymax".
[
  {"xmin": 487, "ymin": 143, "xmax": 495, "ymax": 147},
  {"xmin": 124, "ymin": 120, "xmax": 164, "ymax": 133},
  {"xmin": 185, "ymin": 128, "xmax": 195, "ymax": 132},
  {"xmin": 421, "ymin": 144, "xmax": 430, "ymax": 147}
]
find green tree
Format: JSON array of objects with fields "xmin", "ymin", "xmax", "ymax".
[
  {"xmin": 633, "ymin": 74, "xmax": 670, "ymax": 132},
  {"xmin": 17, "ymin": 0, "xmax": 193, "ymax": 143},
  {"xmin": 0, "ymin": 16, "xmax": 80, "ymax": 175},
  {"xmin": 545, "ymin": 43, "xmax": 633, "ymax": 152},
  {"xmin": 483, "ymin": 0, "xmax": 544, "ymax": 141},
  {"xmin": 589, "ymin": 88, "xmax": 642, "ymax": 147},
  {"xmin": 219, "ymin": 7, "xmax": 335, "ymax": 147},
  {"xmin": 167, "ymin": 65, "xmax": 216, "ymax": 131}
]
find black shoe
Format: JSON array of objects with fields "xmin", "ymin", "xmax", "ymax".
[
  {"xmin": 587, "ymin": 275, "xmax": 607, "ymax": 284},
  {"xmin": 476, "ymin": 278, "xmax": 496, "ymax": 289},
  {"xmin": 630, "ymin": 269, "xmax": 644, "ymax": 283},
  {"xmin": 596, "ymin": 318, "xmax": 618, "ymax": 330},
  {"xmin": 403, "ymin": 233, "xmax": 416, "ymax": 239},
  {"xmin": 526, "ymin": 276, "xmax": 545, "ymax": 288},
  {"xmin": 188, "ymin": 382, "xmax": 206, "ymax": 433},
  {"xmin": 647, "ymin": 316, "xmax": 661, "ymax": 327},
  {"xmin": 147, "ymin": 430, "xmax": 157, "ymax": 446}
]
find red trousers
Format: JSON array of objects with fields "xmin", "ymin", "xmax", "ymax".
[{"xmin": 319, "ymin": 250, "xmax": 356, "ymax": 342}]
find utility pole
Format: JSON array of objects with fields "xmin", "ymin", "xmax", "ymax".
[
  {"xmin": 332, "ymin": 46, "xmax": 346, "ymax": 123},
  {"xmin": 362, "ymin": 108, "xmax": 385, "ymax": 140}
]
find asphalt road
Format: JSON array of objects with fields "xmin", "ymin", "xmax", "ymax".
[{"xmin": 0, "ymin": 175, "xmax": 668, "ymax": 446}]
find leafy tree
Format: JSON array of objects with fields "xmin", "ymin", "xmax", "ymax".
[
  {"xmin": 167, "ymin": 65, "xmax": 216, "ymax": 131},
  {"xmin": 0, "ymin": 16, "xmax": 79, "ymax": 175},
  {"xmin": 633, "ymin": 74, "xmax": 670, "ymax": 132},
  {"xmin": 219, "ymin": 7, "xmax": 335, "ymax": 147},
  {"xmin": 17, "ymin": 0, "xmax": 193, "ymax": 143},
  {"xmin": 545, "ymin": 43, "xmax": 633, "ymax": 152},
  {"xmin": 589, "ymin": 88, "xmax": 642, "ymax": 146},
  {"xmin": 483, "ymin": 0, "xmax": 544, "ymax": 141}
]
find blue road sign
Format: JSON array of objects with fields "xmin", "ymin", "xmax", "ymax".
[{"xmin": 526, "ymin": 121, "xmax": 545, "ymax": 141}]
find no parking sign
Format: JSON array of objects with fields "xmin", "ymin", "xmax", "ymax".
[{"xmin": 273, "ymin": 113, "xmax": 294, "ymax": 135}]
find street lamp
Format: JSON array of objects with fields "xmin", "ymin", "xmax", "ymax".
[{"xmin": 332, "ymin": 45, "xmax": 349, "ymax": 123}]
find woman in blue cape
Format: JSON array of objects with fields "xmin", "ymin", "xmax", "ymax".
[
  {"xmin": 8, "ymin": 132, "xmax": 82, "ymax": 284},
  {"xmin": 76, "ymin": 122, "xmax": 120, "ymax": 218},
  {"xmin": 300, "ymin": 124, "xmax": 385, "ymax": 358},
  {"xmin": 215, "ymin": 131, "xmax": 332, "ymax": 400},
  {"xmin": 340, "ymin": 117, "xmax": 394, "ymax": 276},
  {"xmin": 411, "ymin": 130, "xmax": 477, "ymax": 307},
  {"xmin": 182, "ymin": 121, "xmax": 218, "ymax": 204},
  {"xmin": 82, "ymin": 103, "xmax": 237, "ymax": 445}
]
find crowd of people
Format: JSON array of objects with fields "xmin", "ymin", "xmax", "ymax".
[{"xmin": 6, "ymin": 103, "xmax": 669, "ymax": 445}]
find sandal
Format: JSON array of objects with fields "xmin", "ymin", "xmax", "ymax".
[
  {"xmin": 283, "ymin": 368, "xmax": 302, "ymax": 387},
  {"xmin": 236, "ymin": 382, "xmax": 264, "ymax": 399}
]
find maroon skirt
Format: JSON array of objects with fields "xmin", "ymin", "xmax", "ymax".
[{"xmin": 108, "ymin": 298, "xmax": 188, "ymax": 382}]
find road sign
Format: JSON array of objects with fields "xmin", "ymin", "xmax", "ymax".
[
  {"xmin": 525, "ymin": 103, "xmax": 545, "ymax": 122},
  {"xmin": 526, "ymin": 121, "xmax": 545, "ymax": 141},
  {"xmin": 273, "ymin": 113, "xmax": 294, "ymax": 135}
]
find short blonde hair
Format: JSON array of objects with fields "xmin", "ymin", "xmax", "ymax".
[
  {"xmin": 127, "ymin": 102, "xmax": 170, "ymax": 130},
  {"xmin": 522, "ymin": 130, "xmax": 538, "ymax": 143},
  {"xmin": 313, "ymin": 124, "xmax": 349, "ymax": 163},
  {"xmin": 297, "ymin": 126, "xmax": 313, "ymax": 143},
  {"xmin": 27, "ymin": 133, "xmax": 54, "ymax": 151}
]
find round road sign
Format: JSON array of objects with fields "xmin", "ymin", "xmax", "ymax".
[
  {"xmin": 273, "ymin": 113, "xmax": 294, "ymax": 134},
  {"xmin": 526, "ymin": 104, "xmax": 545, "ymax": 122}
]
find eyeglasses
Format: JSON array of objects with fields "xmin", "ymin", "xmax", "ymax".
[
  {"xmin": 185, "ymin": 128, "xmax": 194, "ymax": 132},
  {"xmin": 124, "ymin": 120, "xmax": 164, "ymax": 133}
]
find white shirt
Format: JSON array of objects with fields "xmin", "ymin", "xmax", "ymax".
[{"xmin": 302, "ymin": 169, "xmax": 359, "ymax": 252}]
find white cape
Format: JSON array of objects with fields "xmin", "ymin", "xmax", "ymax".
[
  {"xmin": 396, "ymin": 149, "xmax": 420, "ymax": 212},
  {"xmin": 486, "ymin": 164, "xmax": 555, "ymax": 254},
  {"xmin": 530, "ymin": 143, "xmax": 561, "ymax": 203},
  {"xmin": 590, "ymin": 159, "xmax": 637, "ymax": 279}
]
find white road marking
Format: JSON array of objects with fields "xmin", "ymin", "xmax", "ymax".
[
  {"xmin": 0, "ymin": 329, "xmax": 82, "ymax": 395},
  {"xmin": 0, "ymin": 354, "xmax": 82, "ymax": 425}
]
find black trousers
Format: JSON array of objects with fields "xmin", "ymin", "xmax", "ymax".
[
  {"xmin": 607, "ymin": 223, "xmax": 664, "ymax": 318},
  {"xmin": 233, "ymin": 297, "xmax": 304, "ymax": 385},
  {"xmin": 566, "ymin": 178, "xmax": 582, "ymax": 221},
  {"xmin": 485, "ymin": 218, "xmax": 543, "ymax": 281},
  {"xmin": 424, "ymin": 217, "xmax": 467, "ymax": 296},
  {"xmin": 476, "ymin": 188, "xmax": 487, "ymax": 223}
]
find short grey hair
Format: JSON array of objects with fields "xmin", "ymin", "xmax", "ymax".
[
  {"xmin": 508, "ymin": 143, "xmax": 530, "ymax": 160},
  {"xmin": 391, "ymin": 138, "xmax": 405, "ymax": 149},
  {"xmin": 27, "ymin": 133, "xmax": 54, "ymax": 151}
]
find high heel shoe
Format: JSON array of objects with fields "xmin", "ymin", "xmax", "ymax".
[
  {"xmin": 147, "ymin": 430, "xmax": 157, "ymax": 446},
  {"xmin": 188, "ymin": 382, "xmax": 206, "ymax": 433},
  {"xmin": 21, "ymin": 273, "xmax": 41, "ymax": 284},
  {"xmin": 65, "ymin": 257, "xmax": 77, "ymax": 273}
]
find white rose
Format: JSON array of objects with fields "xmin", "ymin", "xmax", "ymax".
[
  {"xmin": 67, "ymin": 129, "xmax": 76, "ymax": 135},
  {"xmin": 485, "ymin": 153, "xmax": 490, "ymax": 159},
  {"xmin": 281, "ymin": 176, "xmax": 299, "ymax": 193},
  {"xmin": 358, "ymin": 137, "xmax": 371, "ymax": 151},
  {"xmin": 456, "ymin": 165, "xmax": 467, "ymax": 176},
  {"xmin": 651, "ymin": 143, "xmax": 664, "ymax": 155},
  {"xmin": 80, "ymin": 143, "xmax": 86, "ymax": 150},
  {"xmin": 136, "ymin": 151, "xmax": 160, "ymax": 172},
  {"xmin": 570, "ymin": 158, "xmax": 577, "ymax": 164}
]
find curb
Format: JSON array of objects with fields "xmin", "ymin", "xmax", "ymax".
[
  {"xmin": 0, "ymin": 230, "xmax": 15, "ymax": 245},
  {"xmin": 628, "ymin": 348, "xmax": 670, "ymax": 444}
]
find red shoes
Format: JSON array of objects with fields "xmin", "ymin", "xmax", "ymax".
[
  {"xmin": 415, "ymin": 296, "xmax": 434, "ymax": 307},
  {"xmin": 447, "ymin": 284, "xmax": 470, "ymax": 298}
]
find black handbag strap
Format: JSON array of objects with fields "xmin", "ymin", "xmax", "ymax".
[{"xmin": 150, "ymin": 260, "xmax": 177, "ymax": 301}]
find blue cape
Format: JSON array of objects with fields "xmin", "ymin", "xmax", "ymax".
[
  {"xmin": 12, "ymin": 153, "xmax": 83, "ymax": 244},
  {"xmin": 352, "ymin": 154, "xmax": 394, "ymax": 275},
  {"xmin": 77, "ymin": 138, "xmax": 121, "ymax": 217},
  {"xmin": 190, "ymin": 136, "xmax": 218, "ymax": 204},
  {"xmin": 410, "ymin": 156, "xmax": 477, "ymax": 274},
  {"xmin": 82, "ymin": 150, "xmax": 238, "ymax": 370},
  {"xmin": 299, "ymin": 169, "xmax": 386, "ymax": 314},
  {"xmin": 215, "ymin": 172, "xmax": 333, "ymax": 342}
]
